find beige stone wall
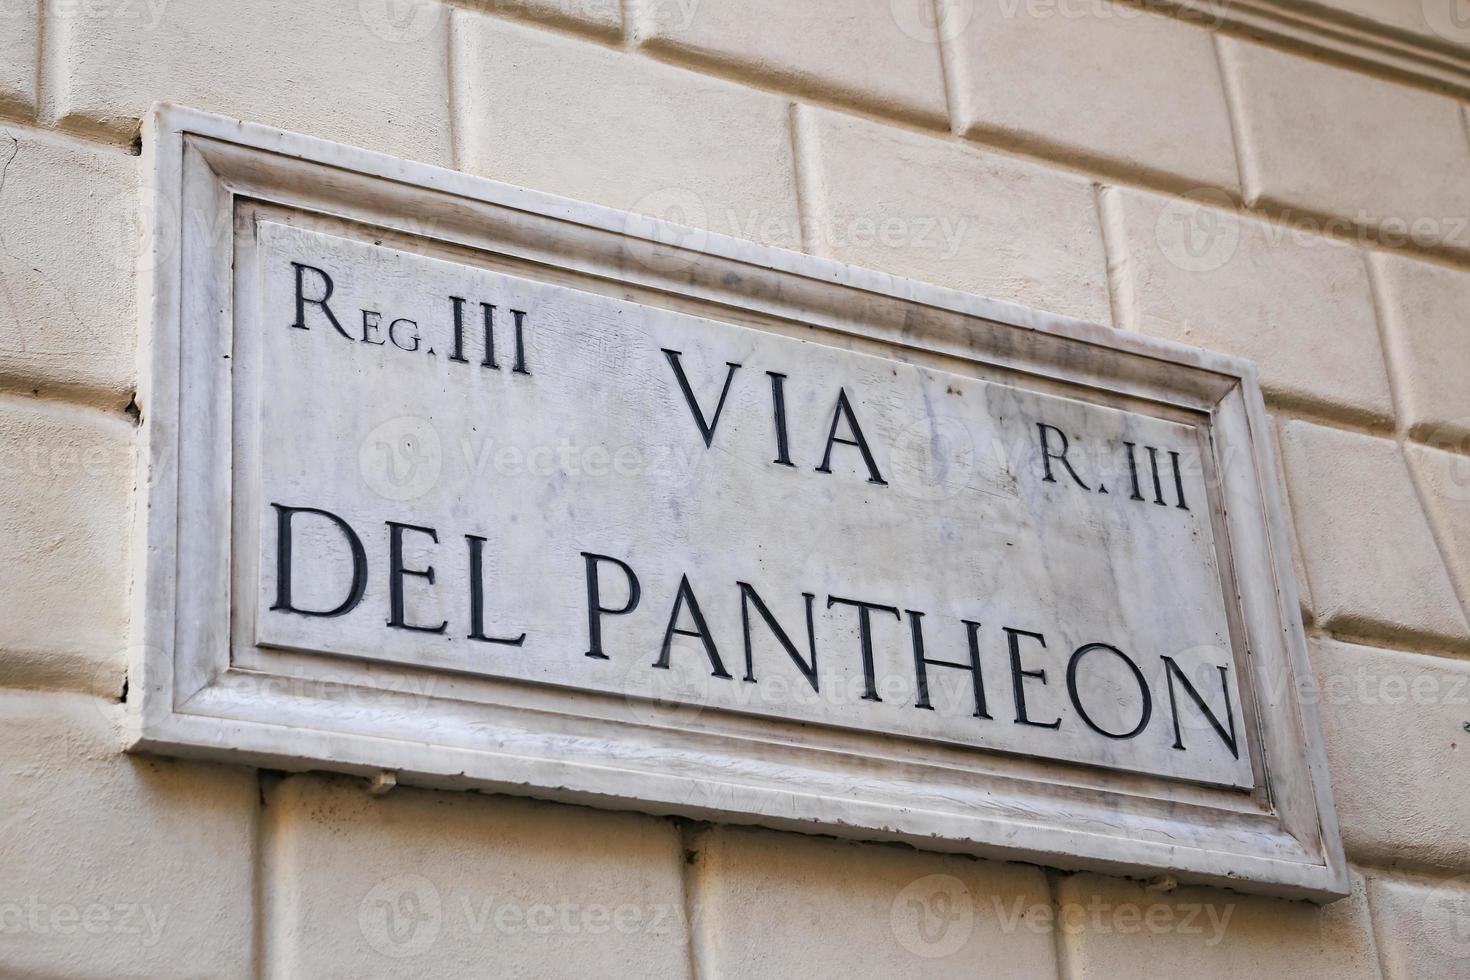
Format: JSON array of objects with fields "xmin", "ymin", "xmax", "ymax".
[{"xmin": 2, "ymin": 0, "xmax": 1470, "ymax": 976}]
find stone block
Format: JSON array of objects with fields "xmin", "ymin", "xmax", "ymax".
[
  {"xmin": 639, "ymin": 0, "xmax": 947, "ymax": 124},
  {"xmin": 50, "ymin": 0, "xmax": 453, "ymax": 163},
  {"xmin": 1310, "ymin": 639, "xmax": 1470, "ymax": 869},
  {"xmin": 0, "ymin": 0, "xmax": 36, "ymax": 117},
  {"xmin": 454, "ymin": 13, "xmax": 800, "ymax": 249},
  {"xmin": 1368, "ymin": 872, "xmax": 1470, "ymax": 978},
  {"xmin": 800, "ymin": 105, "xmax": 1110, "ymax": 322},
  {"xmin": 687, "ymin": 826, "xmax": 1055, "ymax": 979},
  {"xmin": 1054, "ymin": 869, "xmax": 1377, "ymax": 978},
  {"xmin": 1279, "ymin": 420, "xmax": 1467, "ymax": 644},
  {"xmin": 0, "ymin": 399, "xmax": 133, "ymax": 691},
  {"xmin": 0, "ymin": 130, "xmax": 137, "ymax": 406},
  {"xmin": 947, "ymin": 1, "xmax": 1237, "ymax": 188},
  {"xmin": 0, "ymin": 691, "xmax": 257, "ymax": 978},
  {"xmin": 262, "ymin": 774, "xmax": 691, "ymax": 978},
  {"xmin": 1404, "ymin": 444, "xmax": 1470, "ymax": 626},
  {"xmin": 1217, "ymin": 37, "xmax": 1470, "ymax": 254},
  {"xmin": 1103, "ymin": 186, "xmax": 1392, "ymax": 423},
  {"xmin": 1371, "ymin": 252, "xmax": 1470, "ymax": 443}
]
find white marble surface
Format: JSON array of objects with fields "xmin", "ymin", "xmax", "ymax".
[{"xmin": 250, "ymin": 223, "xmax": 1250, "ymax": 788}]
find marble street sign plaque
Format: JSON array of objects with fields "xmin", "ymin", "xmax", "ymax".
[{"xmin": 131, "ymin": 105, "xmax": 1348, "ymax": 901}]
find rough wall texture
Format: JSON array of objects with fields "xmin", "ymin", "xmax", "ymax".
[{"xmin": 2, "ymin": 0, "xmax": 1470, "ymax": 976}]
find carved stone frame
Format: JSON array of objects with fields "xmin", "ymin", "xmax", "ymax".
[{"xmin": 130, "ymin": 104, "xmax": 1348, "ymax": 902}]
